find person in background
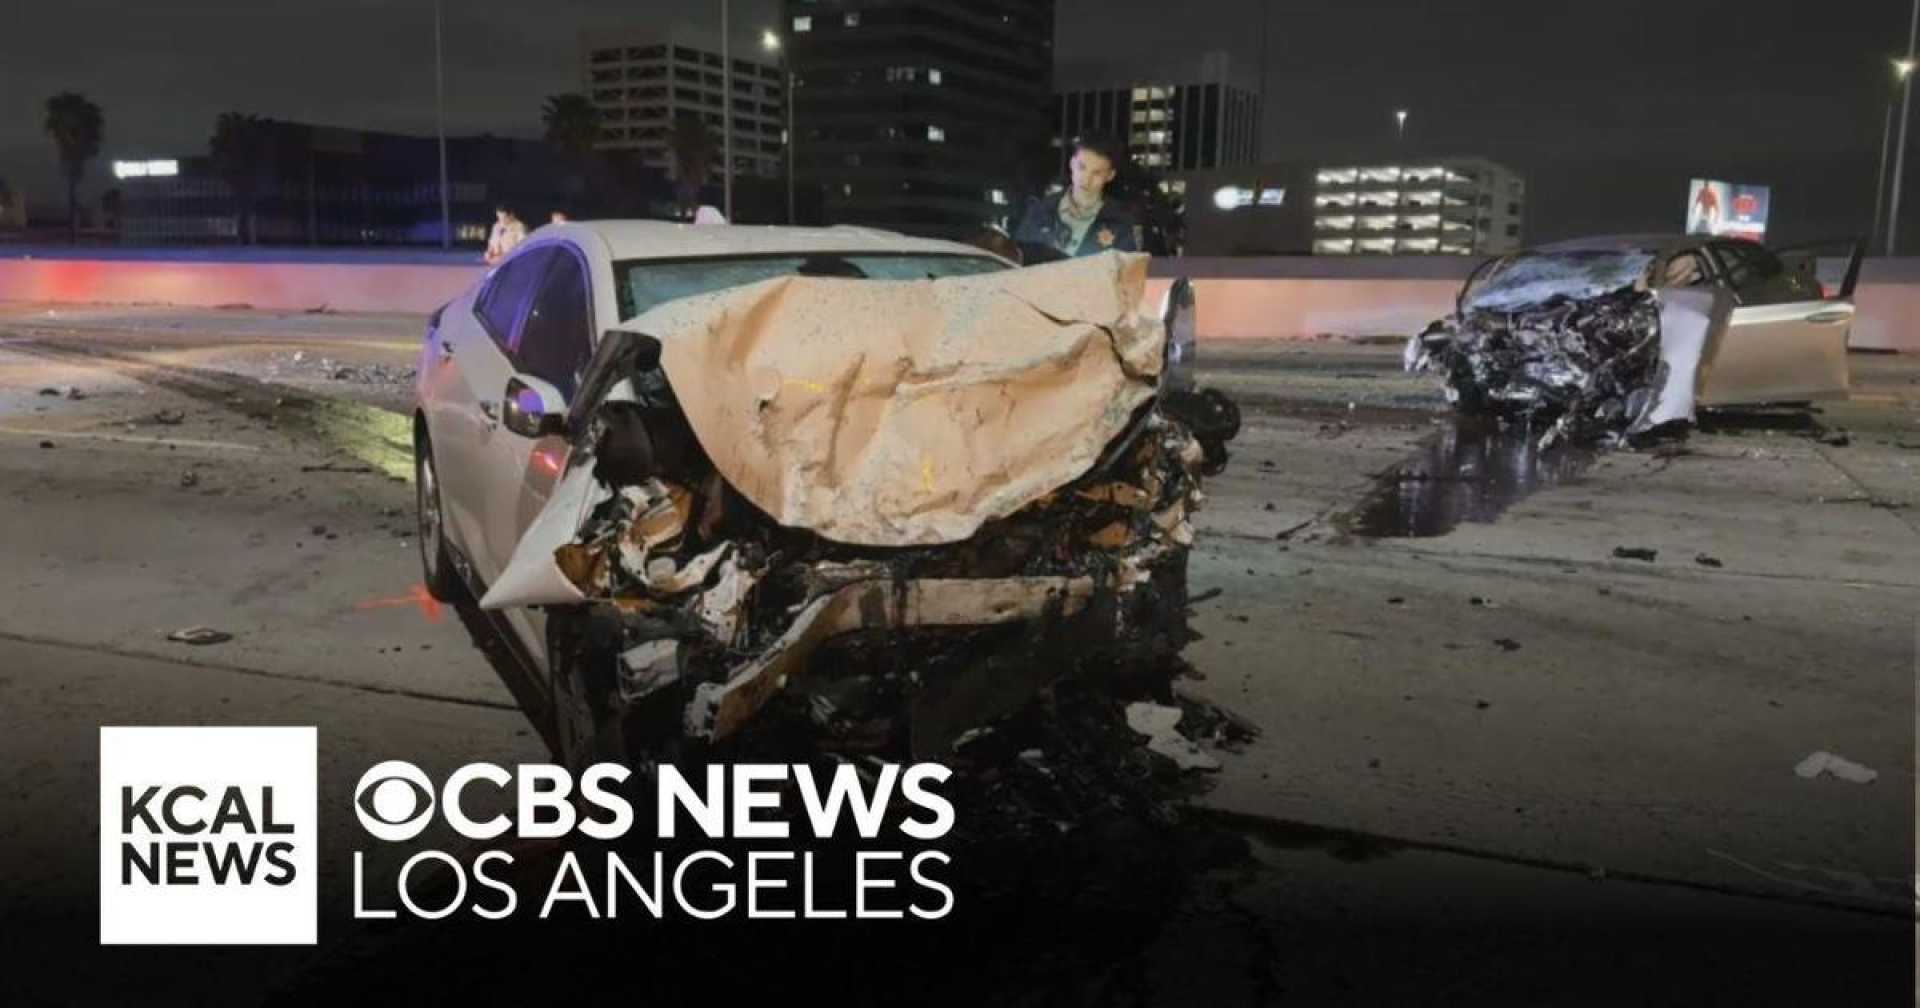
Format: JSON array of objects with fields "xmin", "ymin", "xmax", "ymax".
[
  {"xmin": 484, "ymin": 204, "xmax": 527, "ymax": 265},
  {"xmin": 1013, "ymin": 134, "xmax": 1140, "ymax": 262}
]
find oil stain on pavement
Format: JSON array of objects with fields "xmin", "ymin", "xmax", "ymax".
[{"xmin": 1343, "ymin": 417, "xmax": 1598, "ymax": 537}]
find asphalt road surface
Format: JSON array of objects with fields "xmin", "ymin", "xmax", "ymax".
[{"xmin": 0, "ymin": 303, "xmax": 1912, "ymax": 1004}]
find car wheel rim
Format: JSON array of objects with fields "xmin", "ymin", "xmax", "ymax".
[{"xmin": 418, "ymin": 451, "xmax": 442, "ymax": 578}]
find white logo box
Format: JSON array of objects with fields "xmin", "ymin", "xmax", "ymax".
[{"xmin": 99, "ymin": 726, "xmax": 317, "ymax": 945}]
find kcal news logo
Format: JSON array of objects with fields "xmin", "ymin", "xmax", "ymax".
[{"xmin": 98, "ymin": 727, "xmax": 316, "ymax": 945}]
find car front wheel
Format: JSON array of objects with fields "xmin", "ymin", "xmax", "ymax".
[
  {"xmin": 415, "ymin": 430, "xmax": 463, "ymax": 602},
  {"xmin": 547, "ymin": 610, "xmax": 635, "ymax": 773}
]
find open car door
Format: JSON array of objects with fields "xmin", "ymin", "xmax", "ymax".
[{"xmin": 1697, "ymin": 238, "xmax": 1862, "ymax": 407}]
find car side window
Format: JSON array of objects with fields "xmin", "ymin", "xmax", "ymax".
[
  {"xmin": 514, "ymin": 250, "xmax": 592, "ymax": 399},
  {"xmin": 473, "ymin": 249, "xmax": 553, "ymax": 355},
  {"xmin": 1660, "ymin": 250, "xmax": 1712, "ymax": 288},
  {"xmin": 1709, "ymin": 242, "xmax": 1786, "ymax": 301}
]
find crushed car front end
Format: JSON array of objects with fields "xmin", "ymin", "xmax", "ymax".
[{"xmin": 482, "ymin": 253, "xmax": 1236, "ymax": 764}]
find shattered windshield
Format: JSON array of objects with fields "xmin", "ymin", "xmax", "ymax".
[
  {"xmin": 614, "ymin": 253, "xmax": 1007, "ymax": 320},
  {"xmin": 1463, "ymin": 249, "xmax": 1657, "ymax": 313}
]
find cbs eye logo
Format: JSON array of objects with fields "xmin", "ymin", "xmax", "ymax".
[{"xmin": 354, "ymin": 761, "xmax": 435, "ymax": 842}]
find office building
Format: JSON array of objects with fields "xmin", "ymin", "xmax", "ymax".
[
  {"xmin": 1175, "ymin": 156, "xmax": 1526, "ymax": 256},
  {"xmin": 581, "ymin": 26, "xmax": 786, "ymax": 183},
  {"xmin": 782, "ymin": 0, "xmax": 1055, "ymax": 239},
  {"xmin": 1309, "ymin": 158, "xmax": 1525, "ymax": 255},
  {"xmin": 1055, "ymin": 51, "xmax": 1260, "ymax": 173}
]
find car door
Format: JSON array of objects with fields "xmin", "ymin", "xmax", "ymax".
[
  {"xmin": 427, "ymin": 248, "xmax": 552, "ymax": 573},
  {"xmin": 479, "ymin": 246, "xmax": 593, "ymax": 577},
  {"xmin": 1696, "ymin": 241, "xmax": 1855, "ymax": 406},
  {"xmin": 478, "ymin": 246, "xmax": 597, "ymax": 680}
]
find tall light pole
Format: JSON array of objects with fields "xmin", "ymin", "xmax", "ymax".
[
  {"xmin": 434, "ymin": 0, "xmax": 450, "ymax": 249},
  {"xmin": 721, "ymin": 0, "xmax": 733, "ymax": 221},
  {"xmin": 1890, "ymin": 0, "xmax": 1920, "ymax": 255},
  {"xmin": 1874, "ymin": 60, "xmax": 1913, "ymax": 249},
  {"xmin": 763, "ymin": 29, "xmax": 792, "ymax": 224},
  {"xmin": 1395, "ymin": 108, "xmax": 1408, "ymax": 143}
]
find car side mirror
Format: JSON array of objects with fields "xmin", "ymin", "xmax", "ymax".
[{"xmin": 502, "ymin": 375, "xmax": 567, "ymax": 438}]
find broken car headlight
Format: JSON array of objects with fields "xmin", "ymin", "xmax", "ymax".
[{"xmin": 1159, "ymin": 277, "xmax": 1196, "ymax": 394}]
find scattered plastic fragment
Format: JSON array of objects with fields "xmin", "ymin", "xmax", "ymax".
[
  {"xmin": 1793, "ymin": 751, "xmax": 1877, "ymax": 784},
  {"xmin": 1124, "ymin": 701, "xmax": 1220, "ymax": 771},
  {"xmin": 167, "ymin": 627, "xmax": 234, "ymax": 646},
  {"xmin": 1612, "ymin": 546, "xmax": 1657, "ymax": 562}
]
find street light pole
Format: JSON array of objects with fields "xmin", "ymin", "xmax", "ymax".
[
  {"xmin": 762, "ymin": 29, "xmax": 793, "ymax": 225},
  {"xmin": 1889, "ymin": 0, "xmax": 1919, "ymax": 255},
  {"xmin": 722, "ymin": 0, "xmax": 733, "ymax": 221},
  {"xmin": 1874, "ymin": 62, "xmax": 1909, "ymax": 250},
  {"xmin": 1873, "ymin": 100, "xmax": 1894, "ymax": 248},
  {"xmin": 1395, "ymin": 108, "xmax": 1408, "ymax": 143},
  {"xmin": 434, "ymin": 0, "xmax": 450, "ymax": 249}
]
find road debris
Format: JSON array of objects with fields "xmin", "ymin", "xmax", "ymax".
[
  {"xmin": 1273, "ymin": 518, "xmax": 1313, "ymax": 540},
  {"xmin": 1818, "ymin": 429, "xmax": 1851, "ymax": 447},
  {"xmin": 166, "ymin": 627, "xmax": 234, "ymax": 646},
  {"xmin": 1694, "ymin": 553, "xmax": 1723, "ymax": 568},
  {"xmin": 1612, "ymin": 546, "xmax": 1658, "ymax": 562},
  {"xmin": 1125, "ymin": 701, "xmax": 1221, "ymax": 771},
  {"xmin": 151, "ymin": 409, "xmax": 185, "ymax": 425},
  {"xmin": 1793, "ymin": 751, "xmax": 1878, "ymax": 784},
  {"xmin": 179, "ymin": 470, "xmax": 200, "ymax": 488},
  {"xmin": 1493, "ymin": 638, "xmax": 1521, "ymax": 652},
  {"xmin": 300, "ymin": 463, "xmax": 375, "ymax": 474}
]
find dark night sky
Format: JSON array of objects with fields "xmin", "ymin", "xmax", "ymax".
[{"xmin": 1, "ymin": 0, "xmax": 1911, "ymax": 243}]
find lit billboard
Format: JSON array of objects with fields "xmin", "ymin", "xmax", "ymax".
[{"xmin": 1685, "ymin": 179, "xmax": 1769, "ymax": 241}]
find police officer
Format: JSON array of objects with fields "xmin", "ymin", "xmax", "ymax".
[{"xmin": 1013, "ymin": 134, "xmax": 1140, "ymax": 262}]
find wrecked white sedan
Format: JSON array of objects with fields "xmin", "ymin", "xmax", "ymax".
[
  {"xmin": 1405, "ymin": 234, "xmax": 1863, "ymax": 445},
  {"xmin": 413, "ymin": 222, "xmax": 1236, "ymax": 767}
]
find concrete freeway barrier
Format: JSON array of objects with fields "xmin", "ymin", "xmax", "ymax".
[{"xmin": 0, "ymin": 246, "xmax": 1911, "ymax": 350}]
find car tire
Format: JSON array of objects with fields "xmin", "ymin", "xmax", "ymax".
[
  {"xmin": 547, "ymin": 610, "xmax": 634, "ymax": 774},
  {"xmin": 415, "ymin": 430, "xmax": 464, "ymax": 603}
]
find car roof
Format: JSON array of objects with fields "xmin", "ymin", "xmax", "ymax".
[
  {"xmin": 533, "ymin": 219, "xmax": 1003, "ymax": 262},
  {"xmin": 1529, "ymin": 233, "xmax": 1732, "ymax": 256}
]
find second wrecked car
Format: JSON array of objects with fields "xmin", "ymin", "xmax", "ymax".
[
  {"xmin": 1405, "ymin": 234, "xmax": 1862, "ymax": 445},
  {"xmin": 412, "ymin": 222, "xmax": 1237, "ymax": 767}
]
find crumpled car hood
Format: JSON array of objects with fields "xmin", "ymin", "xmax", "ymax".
[
  {"xmin": 615, "ymin": 250, "xmax": 1164, "ymax": 546},
  {"xmin": 1463, "ymin": 250, "xmax": 1657, "ymax": 313}
]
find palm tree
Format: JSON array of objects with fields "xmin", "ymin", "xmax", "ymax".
[
  {"xmin": 667, "ymin": 112, "xmax": 718, "ymax": 216},
  {"xmin": 43, "ymin": 92, "xmax": 104, "ymax": 243},
  {"xmin": 210, "ymin": 113, "xmax": 274, "ymax": 244},
  {"xmin": 541, "ymin": 93, "xmax": 603, "ymax": 162}
]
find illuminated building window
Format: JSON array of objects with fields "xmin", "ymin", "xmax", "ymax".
[
  {"xmin": 926, "ymin": 125, "xmax": 945, "ymax": 142},
  {"xmin": 844, "ymin": 12, "xmax": 860, "ymax": 27},
  {"xmin": 1212, "ymin": 186, "xmax": 1254, "ymax": 210},
  {"xmin": 793, "ymin": 16, "xmax": 811, "ymax": 31}
]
